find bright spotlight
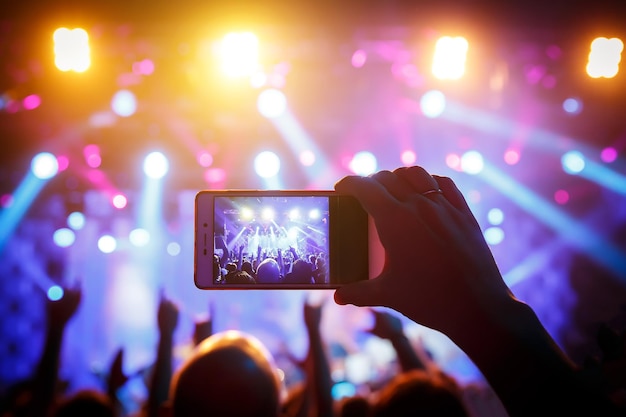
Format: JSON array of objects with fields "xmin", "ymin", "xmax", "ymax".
[
  {"xmin": 349, "ymin": 151, "xmax": 377, "ymax": 176},
  {"xmin": 97, "ymin": 235, "xmax": 117, "ymax": 253},
  {"xmin": 254, "ymin": 151, "xmax": 281, "ymax": 178},
  {"xmin": 143, "ymin": 151, "xmax": 169, "ymax": 179},
  {"xmin": 562, "ymin": 151, "xmax": 586, "ymax": 174},
  {"xmin": 53, "ymin": 27, "xmax": 90, "ymax": 72},
  {"xmin": 487, "ymin": 208, "xmax": 504, "ymax": 225},
  {"xmin": 420, "ymin": 90, "xmax": 446, "ymax": 118},
  {"xmin": 309, "ymin": 208, "xmax": 321, "ymax": 219},
  {"xmin": 53, "ymin": 228, "xmax": 75, "ymax": 247},
  {"xmin": 432, "ymin": 36, "xmax": 468, "ymax": 80},
  {"xmin": 240, "ymin": 207, "xmax": 254, "ymax": 220},
  {"xmin": 288, "ymin": 208, "xmax": 300, "ymax": 221},
  {"xmin": 67, "ymin": 212, "xmax": 85, "ymax": 230},
  {"xmin": 218, "ymin": 32, "xmax": 259, "ymax": 78},
  {"xmin": 129, "ymin": 228, "xmax": 150, "ymax": 247},
  {"xmin": 261, "ymin": 207, "xmax": 275, "ymax": 221},
  {"xmin": 460, "ymin": 151, "xmax": 484, "ymax": 175},
  {"xmin": 586, "ymin": 37, "xmax": 623, "ymax": 79},
  {"xmin": 257, "ymin": 89, "xmax": 287, "ymax": 118},
  {"xmin": 31, "ymin": 152, "xmax": 59, "ymax": 180},
  {"xmin": 47, "ymin": 285, "xmax": 64, "ymax": 301},
  {"xmin": 484, "ymin": 227, "xmax": 505, "ymax": 245},
  {"xmin": 111, "ymin": 90, "xmax": 137, "ymax": 117}
]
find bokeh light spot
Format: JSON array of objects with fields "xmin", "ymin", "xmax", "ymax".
[
  {"xmin": 349, "ymin": 151, "xmax": 377, "ymax": 176},
  {"xmin": 53, "ymin": 228, "xmax": 76, "ymax": 247},
  {"xmin": 460, "ymin": 151, "xmax": 484, "ymax": 175},
  {"xmin": 600, "ymin": 147, "xmax": 618, "ymax": 163},
  {"xmin": 484, "ymin": 227, "xmax": 505, "ymax": 245},
  {"xmin": 561, "ymin": 151, "xmax": 585, "ymax": 174},
  {"xmin": 111, "ymin": 90, "xmax": 137, "ymax": 117},
  {"xmin": 554, "ymin": 189, "xmax": 570, "ymax": 205},
  {"xmin": 112, "ymin": 194, "xmax": 127, "ymax": 209},
  {"xmin": 254, "ymin": 151, "xmax": 281, "ymax": 178},
  {"xmin": 47, "ymin": 285, "xmax": 64, "ymax": 301},
  {"xmin": 31, "ymin": 152, "xmax": 59, "ymax": 179},
  {"xmin": 420, "ymin": 90, "xmax": 446, "ymax": 118},
  {"xmin": 257, "ymin": 89, "xmax": 287, "ymax": 118},
  {"xmin": 97, "ymin": 235, "xmax": 117, "ymax": 253},
  {"xmin": 401, "ymin": 150, "xmax": 417, "ymax": 166}
]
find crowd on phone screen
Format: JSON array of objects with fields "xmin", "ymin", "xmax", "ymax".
[
  {"xmin": 213, "ymin": 243, "xmax": 329, "ymax": 285},
  {"xmin": 2, "ymin": 167, "xmax": 626, "ymax": 417}
]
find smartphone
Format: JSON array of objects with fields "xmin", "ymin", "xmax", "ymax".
[{"xmin": 194, "ymin": 190, "xmax": 382, "ymax": 289}]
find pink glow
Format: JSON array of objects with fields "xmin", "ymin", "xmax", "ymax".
[
  {"xmin": 445, "ymin": 153, "xmax": 462, "ymax": 171},
  {"xmin": 504, "ymin": 149, "xmax": 521, "ymax": 165},
  {"xmin": 467, "ymin": 190, "xmax": 482, "ymax": 204},
  {"xmin": 86, "ymin": 154, "xmax": 102, "ymax": 168},
  {"xmin": 56, "ymin": 155, "xmax": 70, "ymax": 172},
  {"xmin": 204, "ymin": 168, "xmax": 226, "ymax": 183},
  {"xmin": 112, "ymin": 194, "xmax": 127, "ymax": 209},
  {"xmin": 351, "ymin": 50, "xmax": 367, "ymax": 68},
  {"xmin": 132, "ymin": 59, "xmax": 155, "ymax": 75},
  {"xmin": 554, "ymin": 189, "xmax": 569, "ymax": 205},
  {"xmin": 22, "ymin": 94, "xmax": 42, "ymax": 110},
  {"xmin": 401, "ymin": 150, "xmax": 416, "ymax": 166},
  {"xmin": 197, "ymin": 151, "xmax": 213, "ymax": 167},
  {"xmin": 600, "ymin": 147, "xmax": 618, "ymax": 163}
]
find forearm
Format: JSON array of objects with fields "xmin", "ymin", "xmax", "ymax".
[
  {"xmin": 448, "ymin": 297, "xmax": 618, "ymax": 416},
  {"xmin": 307, "ymin": 328, "xmax": 334, "ymax": 417},
  {"xmin": 389, "ymin": 334, "xmax": 425, "ymax": 372},
  {"xmin": 147, "ymin": 333, "xmax": 174, "ymax": 417}
]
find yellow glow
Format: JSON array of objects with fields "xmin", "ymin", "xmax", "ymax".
[
  {"xmin": 53, "ymin": 27, "xmax": 91, "ymax": 72},
  {"xmin": 586, "ymin": 37, "xmax": 623, "ymax": 79},
  {"xmin": 432, "ymin": 36, "xmax": 469, "ymax": 80},
  {"xmin": 240, "ymin": 207, "xmax": 254, "ymax": 220},
  {"xmin": 217, "ymin": 32, "xmax": 259, "ymax": 78}
]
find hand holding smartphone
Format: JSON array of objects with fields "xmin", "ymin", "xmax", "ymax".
[{"xmin": 194, "ymin": 190, "xmax": 381, "ymax": 289}]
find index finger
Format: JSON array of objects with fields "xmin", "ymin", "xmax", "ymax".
[{"xmin": 334, "ymin": 175, "xmax": 397, "ymax": 218}]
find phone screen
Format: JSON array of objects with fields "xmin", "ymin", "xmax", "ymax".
[{"xmin": 194, "ymin": 191, "xmax": 372, "ymax": 289}]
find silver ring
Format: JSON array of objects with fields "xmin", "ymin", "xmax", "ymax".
[{"xmin": 421, "ymin": 188, "xmax": 443, "ymax": 197}]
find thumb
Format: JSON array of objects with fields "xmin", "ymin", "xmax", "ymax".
[{"xmin": 334, "ymin": 278, "xmax": 386, "ymax": 307}]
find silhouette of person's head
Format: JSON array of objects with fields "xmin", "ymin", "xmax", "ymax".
[
  {"xmin": 51, "ymin": 389, "xmax": 115, "ymax": 417},
  {"xmin": 372, "ymin": 369, "xmax": 468, "ymax": 417},
  {"xmin": 255, "ymin": 258, "xmax": 281, "ymax": 284},
  {"xmin": 169, "ymin": 330, "xmax": 282, "ymax": 417}
]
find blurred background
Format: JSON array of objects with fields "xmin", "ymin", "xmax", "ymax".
[{"xmin": 1, "ymin": 0, "xmax": 626, "ymax": 411}]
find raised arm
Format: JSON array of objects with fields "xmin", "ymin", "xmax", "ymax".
[{"xmin": 333, "ymin": 166, "xmax": 621, "ymax": 417}]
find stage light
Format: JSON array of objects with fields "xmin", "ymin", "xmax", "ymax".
[
  {"xmin": 487, "ymin": 208, "xmax": 504, "ymax": 225},
  {"xmin": 554, "ymin": 189, "xmax": 570, "ymax": 205},
  {"xmin": 445, "ymin": 153, "xmax": 462, "ymax": 171},
  {"xmin": 351, "ymin": 50, "xmax": 367, "ymax": 68},
  {"xmin": 460, "ymin": 151, "xmax": 484, "ymax": 175},
  {"xmin": 254, "ymin": 151, "xmax": 281, "ymax": 178},
  {"xmin": 167, "ymin": 242, "xmax": 181, "ymax": 256},
  {"xmin": 53, "ymin": 27, "xmax": 90, "ymax": 72},
  {"xmin": 561, "ymin": 150, "xmax": 585, "ymax": 174},
  {"xmin": 112, "ymin": 194, "xmax": 127, "ymax": 209},
  {"xmin": 261, "ymin": 207, "xmax": 275, "ymax": 221},
  {"xmin": 204, "ymin": 168, "xmax": 227, "ymax": 184},
  {"xmin": 67, "ymin": 212, "xmax": 85, "ymax": 230},
  {"xmin": 288, "ymin": 208, "xmax": 300, "ymax": 221},
  {"xmin": 257, "ymin": 89, "xmax": 287, "ymax": 119},
  {"xmin": 111, "ymin": 90, "xmax": 137, "ymax": 117},
  {"xmin": 197, "ymin": 151, "xmax": 213, "ymax": 167},
  {"xmin": 143, "ymin": 151, "xmax": 169, "ymax": 179},
  {"xmin": 97, "ymin": 235, "xmax": 117, "ymax": 253},
  {"xmin": 563, "ymin": 97, "xmax": 583, "ymax": 115},
  {"xmin": 331, "ymin": 382, "xmax": 357, "ymax": 400},
  {"xmin": 129, "ymin": 228, "xmax": 150, "ymax": 247},
  {"xmin": 47, "ymin": 285, "xmax": 64, "ymax": 301},
  {"xmin": 53, "ymin": 228, "xmax": 76, "ymax": 247},
  {"xmin": 420, "ymin": 90, "xmax": 446, "ymax": 118},
  {"xmin": 601, "ymin": 147, "xmax": 618, "ymax": 163},
  {"xmin": 432, "ymin": 36, "xmax": 468, "ymax": 80},
  {"xmin": 401, "ymin": 150, "xmax": 417, "ymax": 166},
  {"xmin": 22, "ymin": 94, "xmax": 41, "ymax": 110},
  {"xmin": 84, "ymin": 144, "xmax": 101, "ymax": 168},
  {"xmin": 309, "ymin": 209, "xmax": 320, "ymax": 220},
  {"xmin": 484, "ymin": 227, "xmax": 504, "ymax": 245},
  {"xmin": 31, "ymin": 152, "xmax": 59, "ymax": 180},
  {"xmin": 349, "ymin": 151, "xmax": 377, "ymax": 176},
  {"xmin": 504, "ymin": 148, "xmax": 521, "ymax": 165},
  {"xmin": 132, "ymin": 59, "xmax": 155, "ymax": 76},
  {"xmin": 218, "ymin": 32, "xmax": 259, "ymax": 78},
  {"xmin": 240, "ymin": 207, "xmax": 254, "ymax": 220},
  {"xmin": 587, "ymin": 37, "xmax": 623, "ymax": 79}
]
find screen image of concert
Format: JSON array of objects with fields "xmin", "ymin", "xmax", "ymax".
[{"xmin": 213, "ymin": 195, "xmax": 330, "ymax": 285}]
